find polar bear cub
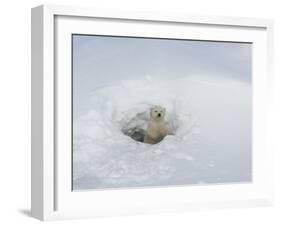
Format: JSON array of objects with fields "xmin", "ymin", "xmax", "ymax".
[{"xmin": 144, "ymin": 106, "xmax": 168, "ymax": 144}]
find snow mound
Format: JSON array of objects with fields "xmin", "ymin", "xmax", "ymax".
[{"xmin": 73, "ymin": 76, "xmax": 251, "ymax": 190}]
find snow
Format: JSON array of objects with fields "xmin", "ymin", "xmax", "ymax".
[{"xmin": 73, "ymin": 75, "xmax": 252, "ymax": 190}]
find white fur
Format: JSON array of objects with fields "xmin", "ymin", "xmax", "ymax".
[{"xmin": 144, "ymin": 106, "xmax": 168, "ymax": 144}]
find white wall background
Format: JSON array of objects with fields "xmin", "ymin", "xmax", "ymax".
[{"xmin": 0, "ymin": 0, "xmax": 280, "ymax": 225}]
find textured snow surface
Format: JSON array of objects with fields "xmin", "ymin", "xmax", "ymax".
[{"xmin": 73, "ymin": 76, "xmax": 252, "ymax": 190}]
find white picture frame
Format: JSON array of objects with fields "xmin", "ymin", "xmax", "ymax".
[{"xmin": 31, "ymin": 4, "xmax": 274, "ymax": 221}]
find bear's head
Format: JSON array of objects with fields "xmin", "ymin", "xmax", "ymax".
[{"xmin": 150, "ymin": 106, "xmax": 166, "ymax": 121}]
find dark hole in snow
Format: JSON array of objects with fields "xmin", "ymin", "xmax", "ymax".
[
  {"xmin": 119, "ymin": 111, "xmax": 149, "ymax": 143},
  {"xmin": 119, "ymin": 109, "xmax": 179, "ymax": 143},
  {"xmin": 122, "ymin": 127, "xmax": 146, "ymax": 142}
]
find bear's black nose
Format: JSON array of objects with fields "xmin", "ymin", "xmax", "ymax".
[{"xmin": 158, "ymin": 113, "xmax": 161, "ymax": 117}]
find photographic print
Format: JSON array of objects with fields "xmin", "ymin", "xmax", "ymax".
[{"xmin": 72, "ymin": 35, "xmax": 252, "ymax": 191}]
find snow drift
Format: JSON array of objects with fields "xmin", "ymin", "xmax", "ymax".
[{"xmin": 73, "ymin": 75, "xmax": 252, "ymax": 190}]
